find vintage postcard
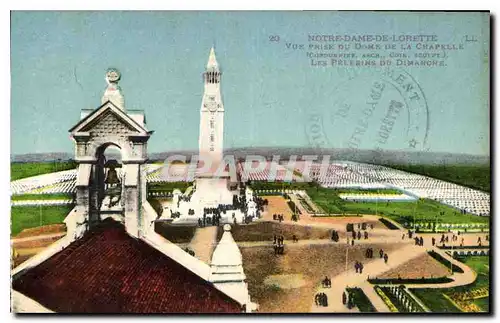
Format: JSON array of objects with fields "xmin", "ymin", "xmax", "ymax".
[{"xmin": 10, "ymin": 11, "xmax": 490, "ymax": 314}]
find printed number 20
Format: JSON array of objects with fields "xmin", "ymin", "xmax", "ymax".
[{"xmin": 269, "ymin": 35, "xmax": 280, "ymax": 42}]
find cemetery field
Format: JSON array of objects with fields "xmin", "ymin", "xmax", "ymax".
[
  {"xmin": 11, "ymin": 205, "xmax": 73, "ymax": 236},
  {"xmin": 11, "ymin": 161, "xmax": 77, "ymax": 181},
  {"xmin": 217, "ymin": 221, "xmax": 334, "ymax": 242},
  {"xmin": 384, "ymin": 164, "xmax": 490, "ymax": 193},
  {"xmin": 335, "ymin": 188, "xmax": 403, "ymax": 195},
  {"xmin": 341, "ymin": 199, "xmax": 489, "ymax": 225},
  {"xmin": 241, "ymin": 243, "xmax": 400, "ymax": 313},
  {"xmin": 410, "ymin": 256, "xmax": 490, "ymax": 313}
]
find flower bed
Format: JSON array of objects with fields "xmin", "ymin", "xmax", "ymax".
[
  {"xmin": 448, "ymin": 288, "xmax": 489, "ymax": 301},
  {"xmin": 374, "ymin": 286, "xmax": 398, "ymax": 312}
]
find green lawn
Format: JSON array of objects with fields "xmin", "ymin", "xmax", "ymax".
[
  {"xmin": 384, "ymin": 164, "xmax": 490, "ymax": 193},
  {"xmin": 11, "ymin": 205, "xmax": 73, "ymax": 236},
  {"xmin": 341, "ymin": 199, "xmax": 489, "ymax": 226},
  {"xmin": 410, "ymin": 256, "xmax": 490, "ymax": 313},
  {"xmin": 251, "ymin": 181, "xmax": 488, "ymax": 225},
  {"xmin": 11, "ymin": 193, "xmax": 74, "ymax": 201},
  {"xmin": 148, "ymin": 181, "xmax": 193, "ymax": 193},
  {"xmin": 304, "ymin": 186, "xmax": 344, "ymax": 214},
  {"xmin": 306, "ymin": 186, "xmax": 487, "ymax": 226},
  {"xmin": 11, "ymin": 161, "xmax": 77, "ymax": 181}
]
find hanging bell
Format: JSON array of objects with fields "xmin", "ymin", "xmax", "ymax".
[{"xmin": 105, "ymin": 166, "xmax": 120, "ymax": 185}]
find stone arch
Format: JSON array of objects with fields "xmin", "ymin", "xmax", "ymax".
[
  {"xmin": 94, "ymin": 142, "xmax": 124, "ymax": 212},
  {"xmin": 69, "ymin": 100, "xmax": 152, "ymax": 239}
]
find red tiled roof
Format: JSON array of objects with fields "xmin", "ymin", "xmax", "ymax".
[{"xmin": 12, "ymin": 219, "xmax": 242, "ymax": 313}]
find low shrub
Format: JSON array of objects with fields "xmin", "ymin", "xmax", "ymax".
[
  {"xmin": 378, "ymin": 218, "xmax": 399, "ymax": 230},
  {"xmin": 428, "ymin": 250, "xmax": 464, "ymax": 273},
  {"xmin": 368, "ymin": 277, "xmax": 453, "ymax": 284}
]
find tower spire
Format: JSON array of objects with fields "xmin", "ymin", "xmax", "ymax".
[{"xmin": 206, "ymin": 47, "xmax": 218, "ymax": 69}]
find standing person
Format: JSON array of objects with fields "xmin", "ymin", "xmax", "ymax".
[
  {"xmin": 420, "ymin": 236, "xmax": 424, "ymax": 246},
  {"xmin": 364, "ymin": 231, "xmax": 368, "ymax": 240},
  {"xmin": 359, "ymin": 263, "xmax": 364, "ymax": 274},
  {"xmin": 461, "ymin": 237, "xmax": 464, "ymax": 247},
  {"xmin": 342, "ymin": 291, "xmax": 347, "ymax": 305},
  {"xmin": 273, "ymin": 235, "xmax": 277, "ymax": 244},
  {"xmin": 357, "ymin": 231, "xmax": 361, "ymax": 240},
  {"xmin": 322, "ymin": 293, "xmax": 328, "ymax": 306},
  {"xmin": 379, "ymin": 249, "xmax": 384, "ymax": 258},
  {"xmin": 432, "ymin": 237, "xmax": 436, "ymax": 246},
  {"xmin": 384, "ymin": 253, "xmax": 388, "ymax": 264},
  {"xmin": 402, "ymin": 233, "xmax": 405, "ymax": 240}
]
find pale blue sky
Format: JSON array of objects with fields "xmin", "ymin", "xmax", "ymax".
[{"xmin": 11, "ymin": 11, "xmax": 489, "ymax": 155}]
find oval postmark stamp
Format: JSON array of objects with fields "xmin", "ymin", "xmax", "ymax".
[{"xmin": 305, "ymin": 66, "xmax": 430, "ymax": 154}]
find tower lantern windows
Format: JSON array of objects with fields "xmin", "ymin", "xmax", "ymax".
[{"xmin": 204, "ymin": 71, "xmax": 221, "ymax": 84}]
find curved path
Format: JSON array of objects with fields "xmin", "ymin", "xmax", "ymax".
[{"xmin": 309, "ymin": 239, "xmax": 478, "ymax": 313}]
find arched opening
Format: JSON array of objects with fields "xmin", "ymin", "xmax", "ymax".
[{"xmin": 95, "ymin": 143, "xmax": 124, "ymax": 213}]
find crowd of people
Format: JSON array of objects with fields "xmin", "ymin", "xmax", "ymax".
[{"xmin": 273, "ymin": 214, "xmax": 285, "ymax": 222}]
